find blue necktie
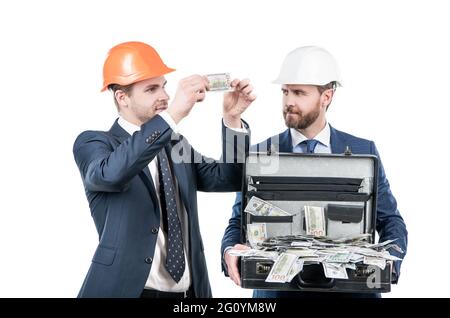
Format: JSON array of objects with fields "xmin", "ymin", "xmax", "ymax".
[
  {"xmin": 305, "ymin": 139, "xmax": 319, "ymax": 153},
  {"xmin": 157, "ymin": 149, "xmax": 185, "ymax": 283},
  {"xmin": 295, "ymin": 139, "xmax": 319, "ymax": 153}
]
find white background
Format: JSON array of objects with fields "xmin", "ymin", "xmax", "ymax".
[{"xmin": 1, "ymin": 0, "xmax": 449, "ymax": 298}]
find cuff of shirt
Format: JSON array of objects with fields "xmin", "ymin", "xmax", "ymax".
[
  {"xmin": 159, "ymin": 111, "xmax": 179, "ymax": 134},
  {"xmin": 223, "ymin": 246, "xmax": 234, "ymax": 259},
  {"xmin": 224, "ymin": 120, "xmax": 248, "ymax": 133}
]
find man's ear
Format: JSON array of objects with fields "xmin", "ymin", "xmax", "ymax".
[
  {"xmin": 115, "ymin": 90, "xmax": 129, "ymax": 109},
  {"xmin": 321, "ymin": 89, "xmax": 334, "ymax": 109}
]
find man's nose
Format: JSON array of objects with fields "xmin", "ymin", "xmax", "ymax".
[
  {"xmin": 160, "ymin": 89, "xmax": 170, "ymax": 101},
  {"xmin": 284, "ymin": 93, "xmax": 297, "ymax": 109}
]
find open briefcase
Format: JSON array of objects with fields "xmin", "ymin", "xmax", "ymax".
[{"xmin": 239, "ymin": 152, "xmax": 395, "ymax": 293}]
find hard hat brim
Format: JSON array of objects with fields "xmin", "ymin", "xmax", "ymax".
[{"xmin": 101, "ymin": 67, "xmax": 175, "ymax": 92}]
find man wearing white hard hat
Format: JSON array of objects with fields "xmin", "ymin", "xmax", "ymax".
[{"xmin": 221, "ymin": 46, "xmax": 408, "ymax": 298}]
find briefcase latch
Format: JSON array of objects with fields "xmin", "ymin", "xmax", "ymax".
[{"xmin": 344, "ymin": 145, "xmax": 352, "ymax": 156}]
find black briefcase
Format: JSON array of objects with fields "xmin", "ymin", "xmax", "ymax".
[{"xmin": 239, "ymin": 152, "xmax": 393, "ymax": 293}]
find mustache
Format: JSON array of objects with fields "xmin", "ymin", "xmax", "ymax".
[
  {"xmin": 155, "ymin": 101, "xmax": 168, "ymax": 108},
  {"xmin": 283, "ymin": 105, "xmax": 301, "ymax": 115}
]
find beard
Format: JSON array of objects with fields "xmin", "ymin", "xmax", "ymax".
[
  {"xmin": 283, "ymin": 103, "xmax": 321, "ymax": 130},
  {"xmin": 154, "ymin": 100, "xmax": 168, "ymax": 111},
  {"xmin": 134, "ymin": 100, "xmax": 169, "ymax": 124}
]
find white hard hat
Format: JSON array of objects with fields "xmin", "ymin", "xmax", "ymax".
[{"xmin": 273, "ymin": 46, "xmax": 343, "ymax": 86}]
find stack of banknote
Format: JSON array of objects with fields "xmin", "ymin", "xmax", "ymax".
[
  {"xmin": 230, "ymin": 234, "xmax": 403, "ymax": 282},
  {"xmin": 238, "ymin": 197, "xmax": 403, "ymax": 282}
]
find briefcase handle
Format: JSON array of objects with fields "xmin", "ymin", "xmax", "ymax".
[
  {"xmin": 295, "ymin": 275, "xmax": 336, "ymax": 289},
  {"xmin": 294, "ymin": 265, "xmax": 336, "ymax": 289}
]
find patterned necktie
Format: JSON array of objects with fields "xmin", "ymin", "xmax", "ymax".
[{"xmin": 157, "ymin": 149, "xmax": 185, "ymax": 283}]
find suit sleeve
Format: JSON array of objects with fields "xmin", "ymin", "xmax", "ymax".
[
  {"xmin": 220, "ymin": 192, "xmax": 244, "ymax": 275},
  {"xmin": 194, "ymin": 120, "xmax": 250, "ymax": 192},
  {"xmin": 73, "ymin": 116, "xmax": 172, "ymax": 192},
  {"xmin": 371, "ymin": 141, "xmax": 408, "ymax": 283}
]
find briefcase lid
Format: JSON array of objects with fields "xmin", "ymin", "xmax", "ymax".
[
  {"xmin": 243, "ymin": 152, "xmax": 379, "ymax": 240},
  {"xmin": 245, "ymin": 152, "xmax": 378, "ymax": 180}
]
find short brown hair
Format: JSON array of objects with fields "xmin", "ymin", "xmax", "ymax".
[
  {"xmin": 317, "ymin": 81, "xmax": 336, "ymax": 110},
  {"xmin": 317, "ymin": 81, "xmax": 336, "ymax": 95},
  {"xmin": 108, "ymin": 83, "xmax": 135, "ymax": 111}
]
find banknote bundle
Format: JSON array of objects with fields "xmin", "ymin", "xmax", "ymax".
[{"xmin": 230, "ymin": 234, "xmax": 403, "ymax": 283}]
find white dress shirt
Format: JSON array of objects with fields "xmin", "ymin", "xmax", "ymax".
[
  {"xmin": 223, "ymin": 123, "xmax": 333, "ymax": 258},
  {"xmin": 290, "ymin": 123, "xmax": 332, "ymax": 154},
  {"xmin": 119, "ymin": 112, "xmax": 247, "ymax": 292},
  {"xmin": 118, "ymin": 112, "xmax": 191, "ymax": 292}
]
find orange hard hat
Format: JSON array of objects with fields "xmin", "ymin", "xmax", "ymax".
[{"xmin": 101, "ymin": 41, "xmax": 175, "ymax": 92}]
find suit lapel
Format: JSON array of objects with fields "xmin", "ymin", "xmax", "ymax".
[
  {"xmin": 108, "ymin": 119, "xmax": 159, "ymax": 205},
  {"xmin": 330, "ymin": 125, "xmax": 347, "ymax": 154},
  {"xmin": 278, "ymin": 129, "xmax": 293, "ymax": 152},
  {"xmin": 138, "ymin": 168, "xmax": 159, "ymax": 206},
  {"xmin": 109, "ymin": 118, "xmax": 130, "ymax": 142}
]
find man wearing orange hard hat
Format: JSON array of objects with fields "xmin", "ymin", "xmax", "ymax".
[{"xmin": 73, "ymin": 41, "xmax": 256, "ymax": 298}]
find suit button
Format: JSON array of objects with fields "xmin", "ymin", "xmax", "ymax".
[
  {"xmin": 151, "ymin": 227, "xmax": 158, "ymax": 234},
  {"xmin": 145, "ymin": 137, "xmax": 151, "ymax": 143},
  {"xmin": 145, "ymin": 257, "xmax": 153, "ymax": 264}
]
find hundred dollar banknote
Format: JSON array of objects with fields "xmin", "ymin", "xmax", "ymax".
[
  {"xmin": 206, "ymin": 73, "xmax": 232, "ymax": 92},
  {"xmin": 247, "ymin": 223, "xmax": 267, "ymax": 248},
  {"xmin": 304, "ymin": 205, "xmax": 326, "ymax": 237},
  {"xmin": 245, "ymin": 196, "xmax": 292, "ymax": 217},
  {"xmin": 265, "ymin": 252, "xmax": 298, "ymax": 283},
  {"xmin": 323, "ymin": 263, "xmax": 349, "ymax": 279}
]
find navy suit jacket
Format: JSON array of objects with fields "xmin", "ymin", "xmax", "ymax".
[
  {"xmin": 221, "ymin": 125, "xmax": 408, "ymax": 283},
  {"xmin": 73, "ymin": 115, "xmax": 249, "ymax": 297}
]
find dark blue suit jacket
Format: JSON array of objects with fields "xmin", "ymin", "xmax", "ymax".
[
  {"xmin": 73, "ymin": 115, "xmax": 249, "ymax": 297},
  {"xmin": 221, "ymin": 125, "xmax": 408, "ymax": 284}
]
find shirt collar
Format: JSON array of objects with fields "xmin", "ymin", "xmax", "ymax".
[
  {"xmin": 290, "ymin": 123, "xmax": 331, "ymax": 149},
  {"xmin": 118, "ymin": 116, "xmax": 141, "ymax": 135}
]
